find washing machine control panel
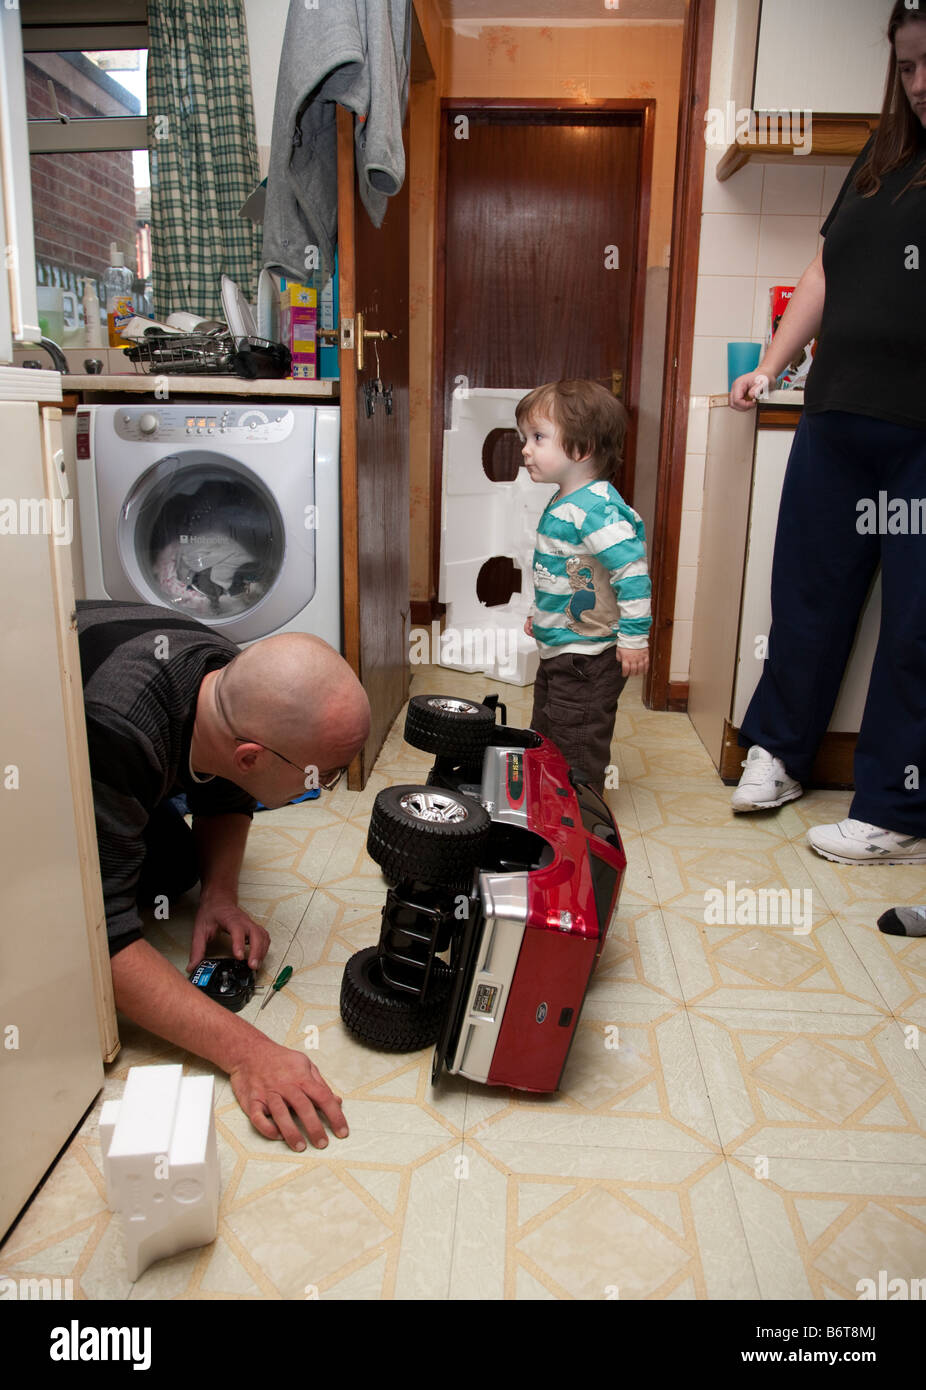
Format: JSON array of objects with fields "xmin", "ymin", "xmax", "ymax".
[{"xmin": 112, "ymin": 406, "xmax": 296, "ymax": 443}]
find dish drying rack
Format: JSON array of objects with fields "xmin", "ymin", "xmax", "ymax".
[{"xmin": 125, "ymin": 331, "xmax": 291, "ymax": 380}]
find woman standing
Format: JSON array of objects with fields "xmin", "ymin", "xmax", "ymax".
[{"xmin": 728, "ymin": 0, "xmax": 926, "ymax": 865}]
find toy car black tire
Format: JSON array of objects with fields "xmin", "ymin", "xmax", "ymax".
[
  {"xmin": 340, "ymin": 947, "xmax": 453, "ymax": 1052},
  {"xmin": 367, "ymin": 784, "xmax": 490, "ymax": 890},
  {"xmin": 404, "ymin": 695, "xmax": 495, "ymax": 759}
]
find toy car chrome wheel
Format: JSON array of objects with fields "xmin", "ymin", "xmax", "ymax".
[
  {"xmin": 367, "ymin": 783, "xmax": 490, "ymax": 890},
  {"xmin": 404, "ymin": 694, "xmax": 496, "ymax": 759},
  {"xmin": 398, "ymin": 789, "xmax": 469, "ymax": 823},
  {"xmin": 340, "ymin": 946, "xmax": 453, "ymax": 1051}
]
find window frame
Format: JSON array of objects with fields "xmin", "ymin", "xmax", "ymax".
[{"xmin": 22, "ymin": 0, "xmax": 148, "ymax": 154}]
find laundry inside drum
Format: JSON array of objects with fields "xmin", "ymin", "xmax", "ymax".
[{"xmin": 134, "ymin": 464, "xmax": 285, "ymax": 619}]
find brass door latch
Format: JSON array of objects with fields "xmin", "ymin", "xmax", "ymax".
[{"xmin": 355, "ymin": 309, "xmax": 397, "ymax": 373}]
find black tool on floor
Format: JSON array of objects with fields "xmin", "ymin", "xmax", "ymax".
[{"xmin": 190, "ymin": 957, "xmax": 256, "ymax": 1012}]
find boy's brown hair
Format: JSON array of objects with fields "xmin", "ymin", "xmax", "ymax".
[{"xmin": 515, "ymin": 379, "xmax": 628, "ymax": 484}]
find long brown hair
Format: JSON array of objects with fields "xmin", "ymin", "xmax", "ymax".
[{"xmin": 857, "ymin": 0, "xmax": 926, "ymax": 198}]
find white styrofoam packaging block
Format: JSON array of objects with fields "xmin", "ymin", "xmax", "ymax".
[
  {"xmin": 438, "ymin": 389, "xmax": 555, "ymax": 686},
  {"xmin": 102, "ymin": 1064, "xmax": 219, "ymax": 1282}
]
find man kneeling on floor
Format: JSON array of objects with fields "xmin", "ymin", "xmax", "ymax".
[{"xmin": 78, "ymin": 599, "xmax": 371, "ymax": 1152}]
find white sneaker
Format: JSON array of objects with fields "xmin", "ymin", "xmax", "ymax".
[
  {"xmin": 807, "ymin": 818, "xmax": 926, "ymax": 865},
  {"xmin": 731, "ymin": 745, "xmax": 803, "ymax": 812}
]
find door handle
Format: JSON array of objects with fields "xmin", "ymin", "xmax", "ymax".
[
  {"xmin": 610, "ymin": 369, "xmax": 624, "ymax": 399},
  {"xmin": 355, "ymin": 309, "xmax": 398, "ymax": 372}
]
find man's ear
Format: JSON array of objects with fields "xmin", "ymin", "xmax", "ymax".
[{"xmin": 233, "ymin": 742, "xmax": 263, "ymax": 773}]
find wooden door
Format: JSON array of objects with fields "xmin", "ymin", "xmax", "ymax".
[
  {"xmin": 337, "ymin": 108, "xmax": 411, "ymax": 787},
  {"xmin": 435, "ymin": 103, "xmax": 652, "ymax": 546}
]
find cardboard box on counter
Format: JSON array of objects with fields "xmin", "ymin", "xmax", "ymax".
[{"xmin": 280, "ymin": 281, "xmax": 317, "ymax": 380}]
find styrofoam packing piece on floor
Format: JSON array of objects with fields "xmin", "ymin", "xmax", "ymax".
[
  {"xmin": 101, "ymin": 1064, "xmax": 219, "ymax": 1282},
  {"xmin": 438, "ymin": 388, "xmax": 556, "ymax": 686}
]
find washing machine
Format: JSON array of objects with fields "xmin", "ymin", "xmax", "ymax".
[{"xmin": 75, "ymin": 402, "xmax": 340, "ymax": 648}]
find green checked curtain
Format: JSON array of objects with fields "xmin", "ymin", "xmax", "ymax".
[{"xmin": 147, "ymin": 0, "xmax": 262, "ymax": 320}]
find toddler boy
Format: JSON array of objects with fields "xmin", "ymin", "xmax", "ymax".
[{"xmin": 519, "ymin": 379, "xmax": 651, "ymax": 794}]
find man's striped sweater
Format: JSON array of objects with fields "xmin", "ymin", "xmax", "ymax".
[{"xmin": 76, "ymin": 601, "xmax": 256, "ymax": 955}]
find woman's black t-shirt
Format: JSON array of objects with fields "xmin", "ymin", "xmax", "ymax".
[{"xmin": 803, "ymin": 129, "xmax": 926, "ymax": 430}]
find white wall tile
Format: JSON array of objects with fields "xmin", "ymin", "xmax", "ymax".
[
  {"xmin": 682, "ymin": 452, "xmax": 707, "ymax": 512},
  {"xmin": 686, "ymin": 401, "xmax": 709, "ymax": 453},
  {"xmin": 698, "ymin": 213, "xmax": 761, "ymax": 276},
  {"xmin": 760, "ymin": 162, "xmax": 824, "ymax": 215},
  {"xmin": 822, "ymin": 162, "xmax": 853, "ymax": 219},
  {"xmin": 674, "ymin": 564, "xmax": 698, "ymax": 623},
  {"xmin": 701, "ymin": 146, "xmax": 765, "ymax": 214},
  {"xmin": 690, "ymin": 333, "xmax": 729, "ymax": 397},
  {"xmin": 694, "ymin": 275, "xmax": 756, "ymax": 338},
  {"xmin": 669, "ymin": 620, "xmax": 693, "ymax": 684},
  {"xmin": 677, "ymin": 508, "xmax": 704, "ymax": 568},
  {"xmin": 756, "ymin": 214, "xmax": 820, "ymax": 278}
]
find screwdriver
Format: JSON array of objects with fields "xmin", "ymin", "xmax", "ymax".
[{"xmin": 259, "ymin": 964, "xmax": 293, "ymax": 1012}]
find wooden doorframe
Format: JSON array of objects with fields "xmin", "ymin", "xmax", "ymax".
[
  {"xmin": 427, "ymin": 97, "xmax": 655, "ymax": 614},
  {"xmin": 644, "ymin": 0, "xmax": 716, "ymax": 711},
  {"xmin": 337, "ymin": 107, "xmax": 361, "ymax": 698}
]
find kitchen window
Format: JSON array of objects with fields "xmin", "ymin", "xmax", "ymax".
[{"xmin": 21, "ymin": 1, "xmax": 151, "ymax": 343}]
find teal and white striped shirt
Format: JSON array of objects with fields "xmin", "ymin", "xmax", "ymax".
[{"xmin": 531, "ymin": 479, "xmax": 652, "ymax": 658}]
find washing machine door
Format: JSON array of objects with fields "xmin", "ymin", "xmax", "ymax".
[{"xmin": 118, "ymin": 452, "xmax": 290, "ymax": 627}]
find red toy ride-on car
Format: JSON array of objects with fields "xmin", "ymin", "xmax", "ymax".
[{"xmin": 340, "ymin": 694, "xmax": 627, "ymax": 1093}]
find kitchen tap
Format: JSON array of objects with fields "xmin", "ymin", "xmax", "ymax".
[{"xmin": 22, "ymin": 337, "xmax": 69, "ymax": 372}]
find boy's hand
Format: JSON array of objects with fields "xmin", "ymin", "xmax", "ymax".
[
  {"xmin": 617, "ymin": 646, "xmax": 649, "ymax": 677},
  {"xmin": 524, "ymin": 616, "xmax": 534, "ymax": 637}
]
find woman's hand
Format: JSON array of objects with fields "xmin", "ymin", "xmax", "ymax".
[{"xmin": 729, "ymin": 371, "xmax": 771, "ymax": 411}]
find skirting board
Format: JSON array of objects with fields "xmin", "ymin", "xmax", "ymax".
[
  {"xmin": 410, "ymin": 598, "xmax": 445, "ymax": 624},
  {"xmin": 667, "ymin": 681, "xmax": 689, "ymax": 711},
  {"xmin": 719, "ymin": 718, "xmax": 856, "ymax": 788}
]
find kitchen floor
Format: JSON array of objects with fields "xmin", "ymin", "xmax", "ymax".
[{"xmin": 3, "ymin": 664, "xmax": 926, "ymax": 1300}]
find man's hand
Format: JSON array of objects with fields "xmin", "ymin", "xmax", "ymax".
[
  {"xmin": 617, "ymin": 646, "xmax": 649, "ymax": 677},
  {"xmin": 229, "ymin": 1038, "xmax": 349, "ymax": 1152},
  {"xmin": 112, "ymin": 940, "xmax": 348, "ymax": 1152},
  {"xmin": 187, "ymin": 892, "xmax": 270, "ymax": 972}
]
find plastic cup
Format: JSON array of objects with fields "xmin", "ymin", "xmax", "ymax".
[
  {"xmin": 727, "ymin": 341, "xmax": 762, "ymax": 391},
  {"xmin": 36, "ymin": 285, "xmax": 64, "ymax": 343}
]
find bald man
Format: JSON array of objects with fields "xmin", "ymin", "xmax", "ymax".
[{"xmin": 77, "ymin": 599, "xmax": 370, "ymax": 1152}]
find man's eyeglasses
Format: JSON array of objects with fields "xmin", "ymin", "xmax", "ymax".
[
  {"xmin": 216, "ymin": 680, "xmax": 345, "ymax": 790},
  {"xmin": 230, "ymin": 739, "xmax": 346, "ymax": 791}
]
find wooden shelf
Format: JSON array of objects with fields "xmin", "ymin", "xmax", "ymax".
[{"xmin": 716, "ymin": 114, "xmax": 878, "ymax": 182}]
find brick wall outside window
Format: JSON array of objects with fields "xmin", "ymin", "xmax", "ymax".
[{"xmin": 26, "ymin": 60, "xmax": 140, "ymax": 292}]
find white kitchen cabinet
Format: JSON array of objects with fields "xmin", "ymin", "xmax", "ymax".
[
  {"xmin": 732, "ymin": 424, "xmax": 881, "ymax": 730},
  {"xmin": 0, "ymin": 394, "xmax": 117, "ymax": 1241},
  {"xmin": 689, "ymin": 400, "xmax": 880, "ymax": 782},
  {"xmin": 753, "ymin": 0, "xmax": 889, "ymax": 116}
]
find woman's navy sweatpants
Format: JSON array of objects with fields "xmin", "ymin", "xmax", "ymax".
[{"xmin": 740, "ymin": 409, "xmax": 926, "ymax": 837}]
